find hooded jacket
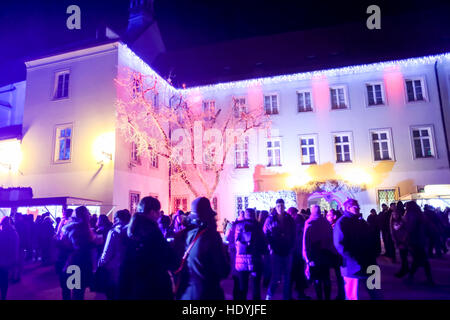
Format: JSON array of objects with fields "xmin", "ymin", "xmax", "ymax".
[
  {"xmin": 333, "ymin": 211, "xmax": 377, "ymax": 278},
  {"xmin": 263, "ymin": 212, "xmax": 296, "ymax": 256},
  {"xmin": 119, "ymin": 213, "xmax": 177, "ymax": 300},
  {"xmin": 303, "ymin": 211, "xmax": 337, "ymax": 266}
]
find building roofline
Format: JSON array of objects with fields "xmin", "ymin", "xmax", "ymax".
[{"xmin": 25, "ymin": 40, "xmax": 121, "ymax": 69}]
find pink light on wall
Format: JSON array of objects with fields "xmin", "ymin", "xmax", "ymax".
[
  {"xmin": 246, "ymin": 82, "xmax": 263, "ymax": 113},
  {"xmin": 311, "ymin": 74, "xmax": 330, "ymax": 113},
  {"xmin": 384, "ymin": 65, "xmax": 405, "ymax": 107}
]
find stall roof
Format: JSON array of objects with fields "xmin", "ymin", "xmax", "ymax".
[{"xmin": 0, "ymin": 196, "xmax": 102, "ymax": 208}]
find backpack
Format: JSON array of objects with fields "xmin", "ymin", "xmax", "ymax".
[{"xmin": 235, "ymin": 221, "xmax": 255, "ymax": 255}]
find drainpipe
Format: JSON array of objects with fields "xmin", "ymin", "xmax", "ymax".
[{"xmin": 434, "ymin": 60, "xmax": 450, "ymax": 168}]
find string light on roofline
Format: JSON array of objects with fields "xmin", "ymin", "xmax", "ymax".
[
  {"xmin": 181, "ymin": 53, "xmax": 450, "ymax": 92},
  {"xmin": 118, "ymin": 42, "xmax": 450, "ymax": 94}
]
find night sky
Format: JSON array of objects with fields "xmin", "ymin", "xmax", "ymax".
[{"xmin": 0, "ymin": 0, "xmax": 449, "ymax": 85}]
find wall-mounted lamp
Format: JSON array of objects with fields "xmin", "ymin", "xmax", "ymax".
[
  {"xmin": 0, "ymin": 139, "xmax": 22, "ymax": 173},
  {"xmin": 93, "ymin": 132, "xmax": 115, "ymax": 166}
]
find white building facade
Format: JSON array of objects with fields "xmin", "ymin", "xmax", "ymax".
[{"xmin": 1, "ymin": 41, "xmax": 450, "ymax": 222}]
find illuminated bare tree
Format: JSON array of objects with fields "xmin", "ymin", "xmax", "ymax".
[{"xmin": 116, "ymin": 69, "xmax": 270, "ymax": 200}]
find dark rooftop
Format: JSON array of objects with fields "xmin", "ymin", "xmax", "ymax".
[{"xmin": 152, "ymin": 7, "xmax": 450, "ymax": 88}]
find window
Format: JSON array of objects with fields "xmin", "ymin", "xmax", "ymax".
[
  {"xmin": 131, "ymin": 73, "xmax": 142, "ymax": 98},
  {"xmin": 233, "ymin": 97, "xmax": 247, "ymax": 118},
  {"xmin": 54, "ymin": 124, "xmax": 73, "ymax": 163},
  {"xmin": 371, "ymin": 129, "xmax": 394, "ymax": 161},
  {"xmin": 150, "ymin": 153, "xmax": 159, "ymax": 168},
  {"xmin": 235, "ymin": 136, "xmax": 249, "ymax": 168},
  {"xmin": 333, "ymin": 133, "xmax": 352, "ymax": 163},
  {"xmin": 267, "ymin": 138, "xmax": 281, "ymax": 167},
  {"xmin": 264, "ymin": 94, "xmax": 279, "ymax": 115},
  {"xmin": 330, "ymin": 86, "xmax": 348, "ymax": 109},
  {"xmin": 236, "ymin": 195, "xmax": 249, "ymax": 217},
  {"xmin": 411, "ymin": 126, "xmax": 435, "ymax": 158},
  {"xmin": 129, "ymin": 191, "xmax": 141, "ymax": 215},
  {"xmin": 377, "ymin": 189, "xmax": 397, "ymax": 211},
  {"xmin": 174, "ymin": 197, "xmax": 188, "ymax": 212},
  {"xmin": 203, "ymin": 100, "xmax": 216, "ymax": 120},
  {"xmin": 131, "ymin": 142, "xmax": 141, "ymax": 164},
  {"xmin": 297, "ymin": 90, "xmax": 313, "ymax": 112},
  {"xmin": 212, "ymin": 196, "xmax": 218, "ymax": 213},
  {"xmin": 300, "ymin": 135, "xmax": 318, "ymax": 165},
  {"xmin": 366, "ymin": 83, "xmax": 385, "ymax": 106},
  {"xmin": 53, "ymin": 71, "xmax": 70, "ymax": 99},
  {"xmin": 153, "ymin": 93, "xmax": 159, "ymax": 113},
  {"xmin": 405, "ymin": 78, "xmax": 426, "ymax": 102}
]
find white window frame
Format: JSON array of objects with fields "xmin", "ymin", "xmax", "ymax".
[
  {"xmin": 369, "ymin": 128, "xmax": 395, "ymax": 162},
  {"xmin": 129, "ymin": 191, "xmax": 141, "ymax": 215},
  {"xmin": 232, "ymin": 96, "xmax": 247, "ymax": 118},
  {"xmin": 296, "ymin": 89, "xmax": 314, "ymax": 112},
  {"xmin": 53, "ymin": 123, "xmax": 73, "ymax": 164},
  {"xmin": 202, "ymin": 100, "xmax": 216, "ymax": 120},
  {"xmin": 173, "ymin": 196, "xmax": 188, "ymax": 212},
  {"xmin": 330, "ymin": 85, "xmax": 349, "ymax": 110},
  {"xmin": 410, "ymin": 125, "xmax": 437, "ymax": 159},
  {"xmin": 235, "ymin": 136, "xmax": 249, "ymax": 169},
  {"xmin": 263, "ymin": 93, "xmax": 279, "ymax": 115},
  {"xmin": 235, "ymin": 195, "xmax": 249, "ymax": 217},
  {"xmin": 266, "ymin": 137, "xmax": 282, "ymax": 167},
  {"xmin": 405, "ymin": 77, "xmax": 428, "ymax": 103},
  {"xmin": 332, "ymin": 132, "xmax": 353, "ymax": 163},
  {"xmin": 365, "ymin": 82, "xmax": 386, "ymax": 107},
  {"xmin": 299, "ymin": 134, "xmax": 319, "ymax": 165},
  {"xmin": 53, "ymin": 70, "xmax": 70, "ymax": 100},
  {"xmin": 130, "ymin": 141, "xmax": 141, "ymax": 165},
  {"xmin": 150, "ymin": 152, "xmax": 159, "ymax": 169}
]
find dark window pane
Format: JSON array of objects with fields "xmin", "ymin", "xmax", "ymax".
[
  {"xmin": 421, "ymin": 129, "xmax": 429, "ymax": 137},
  {"xmin": 309, "ymin": 147, "xmax": 315, "ymax": 155},
  {"xmin": 336, "ymin": 145, "xmax": 342, "ymax": 153},
  {"xmin": 335, "ymin": 136, "xmax": 340, "ymax": 143},
  {"xmin": 412, "ymin": 130, "xmax": 420, "ymax": 138},
  {"xmin": 372, "ymin": 133, "xmax": 379, "ymax": 141},
  {"xmin": 414, "ymin": 139, "xmax": 423, "ymax": 157},
  {"xmin": 308, "ymin": 138, "xmax": 314, "ymax": 145},
  {"xmin": 380, "ymin": 133, "xmax": 387, "ymax": 140},
  {"xmin": 343, "ymin": 136, "xmax": 349, "ymax": 143},
  {"xmin": 343, "ymin": 145, "xmax": 350, "ymax": 152}
]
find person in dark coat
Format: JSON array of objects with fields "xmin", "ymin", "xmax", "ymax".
[
  {"xmin": 176, "ymin": 197, "xmax": 230, "ymax": 300},
  {"xmin": 119, "ymin": 196, "xmax": 177, "ymax": 300},
  {"xmin": 367, "ymin": 209, "xmax": 382, "ymax": 257},
  {"xmin": 225, "ymin": 210, "xmax": 245, "ymax": 300},
  {"xmin": 287, "ymin": 207, "xmax": 310, "ymax": 300},
  {"xmin": 404, "ymin": 201, "xmax": 433, "ymax": 285},
  {"xmin": 98, "ymin": 209, "xmax": 131, "ymax": 300},
  {"xmin": 303, "ymin": 205, "xmax": 336, "ymax": 300},
  {"xmin": 333, "ymin": 199, "xmax": 380, "ymax": 300},
  {"xmin": 263, "ymin": 199, "xmax": 296, "ymax": 300},
  {"xmin": 60, "ymin": 206, "xmax": 96, "ymax": 300},
  {"xmin": 0, "ymin": 217, "xmax": 19, "ymax": 300},
  {"xmin": 234, "ymin": 208, "xmax": 267, "ymax": 300},
  {"xmin": 379, "ymin": 203, "xmax": 396, "ymax": 262},
  {"xmin": 390, "ymin": 206, "xmax": 409, "ymax": 278}
]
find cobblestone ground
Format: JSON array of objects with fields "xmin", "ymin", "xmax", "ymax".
[{"xmin": 6, "ymin": 251, "xmax": 450, "ymax": 300}]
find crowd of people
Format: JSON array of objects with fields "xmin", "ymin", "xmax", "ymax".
[{"xmin": 0, "ymin": 196, "xmax": 448, "ymax": 300}]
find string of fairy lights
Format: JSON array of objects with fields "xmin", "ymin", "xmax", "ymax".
[{"xmin": 119, "ymin": 43, "xmax": 450, "ymax": 94}]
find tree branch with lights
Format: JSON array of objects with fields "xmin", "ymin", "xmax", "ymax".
[{"xmin": 116, "ymin": 68, "xmax": 270, "ymax": 201}]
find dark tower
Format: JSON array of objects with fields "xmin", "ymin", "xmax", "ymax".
[{"xmin": 124, "ymin": 0, "xmax": 165, "ymax": 63}]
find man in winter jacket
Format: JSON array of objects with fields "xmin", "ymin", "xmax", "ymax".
[
  {"xmin": 234, "ymin": 208, "xmax": 267, "ymax": 300},
  {"xmin": 333, "ymin": 198, "xmax": 380, "ymax": 300},
  {"xmin": 303, "ymin": 205, "xmax": 337, "ymax": 300},
  {"xmin": 176, "ymin": 197, "xmax": 230, "ymax": 300},
  {"xmin": 119, "ymin": 197, "xmax": 177, "ymax": 300},
  {"xmin": 98, "ymin": 209, "xmax": 131, "ymax": 300},
  {"xmin": 0, "ymin": 217, "xmax": 19, "ymax": 300},
  {"xmin": 287, "ymin": 207, "xmax": 310, "ymax": 300},
  {"xmin": 263, "ymin": 198, "xmax": 296, "ymax": 300}
]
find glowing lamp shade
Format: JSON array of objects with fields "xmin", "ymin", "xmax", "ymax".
[
  {"xmin": 341, "ymin": 167, "xmax": 373, "ymax": 186},
  {"xmin": 93, "ymin": 132, "xmax": 115, "ymax": 164},
  {"xmin": 0, "ymin": 139, "xmax": 22, "ymax": 173}
]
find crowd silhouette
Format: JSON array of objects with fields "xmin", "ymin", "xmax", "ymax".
[{"xmin": 0, "ymin": 196, "xmax": 449, "ymax": 300}]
